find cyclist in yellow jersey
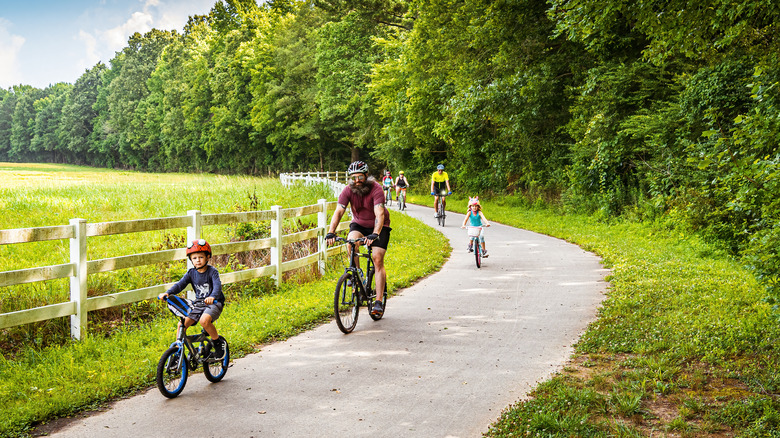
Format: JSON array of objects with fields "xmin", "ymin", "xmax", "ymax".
[{"xmin": 430, "ymin": 164, "xmax": 451, "ymax": 217}]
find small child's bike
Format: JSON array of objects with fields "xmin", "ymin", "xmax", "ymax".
[
  {"xmin": 156, "ymin": 295, "xmax": 230, "ymax": 398},
  {"xmin": 467, "ymin": 226, "xmax": 485, "ymax": 268}
]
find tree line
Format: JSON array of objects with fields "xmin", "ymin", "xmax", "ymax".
[{"xmin": 2, "ymin": 0, "xmax": 780, "ymax": 301}]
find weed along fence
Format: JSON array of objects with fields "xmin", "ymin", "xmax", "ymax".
[{"xmin": 0, "ymin": 200, "xmax": 350, "ymax": 340}]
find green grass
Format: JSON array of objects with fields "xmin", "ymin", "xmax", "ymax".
[
  {"xmin": 432, "ymin": 194, "xmax": 780, "ymax": 437},
  {"xmin": 0, "ymin": 165, "xmax": 450, "ymax": 437}
]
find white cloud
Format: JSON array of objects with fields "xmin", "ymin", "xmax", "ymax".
[
  {"xmin": 0, "ymin": 19, "xmax": 26, "ymax": 87},
  {"xmin": 76, "ymin": 30, "xmax": 101, "ymax": 73}
]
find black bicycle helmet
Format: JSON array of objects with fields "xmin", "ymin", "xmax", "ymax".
[{"xmin": 348, "ymin": 160, "xmax": 369, "ymax": 175}]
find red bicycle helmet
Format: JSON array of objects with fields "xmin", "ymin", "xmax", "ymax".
[{"xmin": 186, "ymin": 239, "xmax": 212, "ymax": 257}]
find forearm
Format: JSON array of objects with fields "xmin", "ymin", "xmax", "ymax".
[{"xmin": 328, "ymin": 207, "xmax": 345, "ymax": 233}]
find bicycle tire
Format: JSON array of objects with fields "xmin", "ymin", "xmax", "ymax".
[
  {"xmin": 475, "ymin": 241, "xmax": 482, "ymax": 268},
  {"xmin": 385, "ymin": 189, "xmax": 392, "ymax": 207},
  {"xmin": 440, "ymin": 203, "xmax": 446, "ymax": 227},
  {"xmin": 203, "ymin": 337, "xmax": 230, "ymax": 382},
  {"xmin": 369, "ymin": 280, "xmax": 387, "ymax": 321},
  {"xmin": 334, "ymin": 272, "xmax": 359, "ymax": 333},
  {"xmin": 398, "ymin": 192, "xmax": 405, "ymax": 211},
  {"xmin": 156, "ymin": 346, "xmax": 188, "ymax": 398}
]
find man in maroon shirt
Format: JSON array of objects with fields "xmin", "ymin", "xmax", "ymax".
[{"xmin": 325, "ymin": 160, "xmax": 391, "ymax": 316}]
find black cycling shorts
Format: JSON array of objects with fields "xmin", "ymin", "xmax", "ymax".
[{"xmin": 349, "ymin": 223, "xmax": 392, "ymax": 250}]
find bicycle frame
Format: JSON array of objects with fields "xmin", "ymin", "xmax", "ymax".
[
  {"xmin": 168, "ymin": 319, "xmax": 216, "ymax": 369},
  {"xmin": 435, "ymin": 190, "xmax": 448, "ymax": 226},
  {"xmin": 340, "ymin": 237, "xmax": 376, "ymax": 303},
  {"xmin": 467, "ymin": 226, "xmax": 484, "ymax": 268}
]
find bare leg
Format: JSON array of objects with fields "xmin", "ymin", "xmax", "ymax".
[
  {"xmin": 199, "ymin": 313, "xmax": 218, "ymax": 341},
  {"xmin": 371, "ymin": 247, "xmax": 387, "ymax": 301}
]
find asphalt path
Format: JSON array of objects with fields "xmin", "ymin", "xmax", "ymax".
[{"xmin": 50, "ymin": 202, "xmax": 608, "ymax": 438}]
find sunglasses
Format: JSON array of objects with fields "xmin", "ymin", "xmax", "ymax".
[
  {"xmin": 350, "ymin": 174, "xmax": 366, "ymax": 181},
  {"xmin": 187, "ymin": 239, "xmax": 207, "ymax": 248}
]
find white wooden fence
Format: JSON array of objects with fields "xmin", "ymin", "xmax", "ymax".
[
  {"xmin": 0, "ymin": 200, "xmax": 349, "ymax": 340},
  {"xmin": 280, "ymin": 171, "xmax": 348, "ymax": 198}
]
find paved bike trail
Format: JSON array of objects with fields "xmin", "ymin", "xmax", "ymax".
[{"xmin": 50, "ymin": 203, "xmax": 608, "ymax": 438}]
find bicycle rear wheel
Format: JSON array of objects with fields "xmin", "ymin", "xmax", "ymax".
[
  {"xmin": 203, "ymin": 337, "xmax": 230, "ymax": 382},
  {"xmin": 156, "ymin": 346, "xmax": 188, "ymax": 398},
  {"xmin": 334, "ymin": 272, "xmax": 359, "ymax": 333}
]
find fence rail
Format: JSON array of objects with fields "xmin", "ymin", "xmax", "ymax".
[
  {"xmin": 0, "ymin": 198, "xmax": 349, "ymax": 339},
  {"xmin": 280, "ymin": 171, "xmax": 347, "ymax": 198}
]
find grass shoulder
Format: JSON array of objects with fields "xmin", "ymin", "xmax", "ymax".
[{"xmin": 465, "ymin": 197, "xmax": 780, "ymax": 437}]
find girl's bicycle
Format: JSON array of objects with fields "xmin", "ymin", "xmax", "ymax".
[
  {"xmin": 397, "ymin": 188, "xmax": 406, "ymax": 211},
  {"xmin": 466, "ymin": 226, "xmax": 486, "ymax": 268},
  {"xmin": 333, "ymin": 236, "xmax": 387, "ymax": 334},
  {"xmin": 156, "ymin": 295, "xmax": 230, "ymax": 398}
]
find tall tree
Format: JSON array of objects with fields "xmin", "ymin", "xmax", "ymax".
[{"xmin": 58, "ymin": 64, "xmax": 106, "ymax": 165}]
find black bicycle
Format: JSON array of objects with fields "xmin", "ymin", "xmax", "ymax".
[
  {"xmin": 156, "ymin": 297, "xmax": 230, "ymax": 398},
  {"xmin": 435, "ymin": 190, "xmax": 449, "ymax": 226},
  {"xmin": 332, "ymin": 236, "xmax": 387, "ymax": 334}
]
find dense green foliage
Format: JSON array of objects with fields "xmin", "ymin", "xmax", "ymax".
[{"xmin": 2, "ymin": 2, "xmax": 780, "ymax": 298}]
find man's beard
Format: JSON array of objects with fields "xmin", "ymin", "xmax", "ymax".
[{"xmin": 349, "ymin": 176, "xmax": 375, "ymax": 196}]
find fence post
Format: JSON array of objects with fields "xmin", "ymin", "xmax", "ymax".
[
  {"xmin": 187, "ymin": 210, "xmax": 202, "ymax": 300},
  {"xmin": 271, "ymin": 205, "xmax": 283, "ymax": 287},
  {"xmin": 69, "ymin": 218, "xmax": 87, "ymax": 340},
  {"xmin": 318, "ymin": 199, "xmax": 328, "ymax": 276}
]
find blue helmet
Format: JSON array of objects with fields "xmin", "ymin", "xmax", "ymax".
[{"xmin": 436, "ymin": 164, "xmax": 445, "ymax": 170}]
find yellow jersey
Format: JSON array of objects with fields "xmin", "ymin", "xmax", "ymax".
[{"xmin": 431, "ymin": 171, "xmax": 449, "ymax": 183}]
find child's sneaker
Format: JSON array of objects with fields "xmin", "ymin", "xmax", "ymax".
[
  {"xmin": 467, "ymin": 244, "xmax": 473, "ymax": 252},
  {"xmin": 482, "ymin": 250, "xmax": 489, "ymax": 258},
  {"xmin": 212, "ymin": 338, "xmax": 225, "ymax": 360}
]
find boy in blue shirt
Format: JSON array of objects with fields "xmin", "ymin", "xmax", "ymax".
[{"xmin": 159, "ymin": 239, "xmax": 226, "ymax": 359}]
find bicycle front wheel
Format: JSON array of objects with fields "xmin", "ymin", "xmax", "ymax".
[
  {"xmin": 440, "ymin": 203, "xmax": 446, "ymax": 227},
  {"xmin": 156, "ymin": 346, "xmax": 188, "ymax": 398},
  {"xmin": 204, "ymin": 337, "xmax": 230, "ymax": 382},
  {"xmin": 398, "ymin": 192, "xmax": 405, "ymax": 211},
  {"xmin": 334, "ymin": 272, "xmax": 359, "ymax": 333},
  {"xmin": 475, "ymin": 241, "xmax": 482, "ymax": 268}
]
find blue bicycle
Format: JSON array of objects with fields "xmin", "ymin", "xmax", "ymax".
[{"xmin": 156, "ymin": 296, "xmax": 230, "ymax": 398}]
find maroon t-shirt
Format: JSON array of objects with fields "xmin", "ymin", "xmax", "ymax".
[{"xmin": 338, "ymin": 182, "xmax": 391, "ymax": 229}]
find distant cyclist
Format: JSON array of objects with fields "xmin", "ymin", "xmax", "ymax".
[
  {"xmin": 430, "ymin": 164, "xmax": 451, "ymax": 217},
  {"xmin": 325, "ymin": 161, "xmax": 391, "ymax": 316},
  {"xmin": 381, "ymin": 170, "xmax": 394, "ymax": 202},
  {"xmin": 394, "ymin": 170, "xmax": 409, "ymax": 201}
]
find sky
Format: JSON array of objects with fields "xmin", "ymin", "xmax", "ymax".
[{"xmin": 0, "ymin": 0, "xmax": 218, "ymax": 90}]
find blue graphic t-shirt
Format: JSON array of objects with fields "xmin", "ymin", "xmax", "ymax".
[{"xmin": 166, "ymin": 265, "xmax": 224, "ymax": 305}]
